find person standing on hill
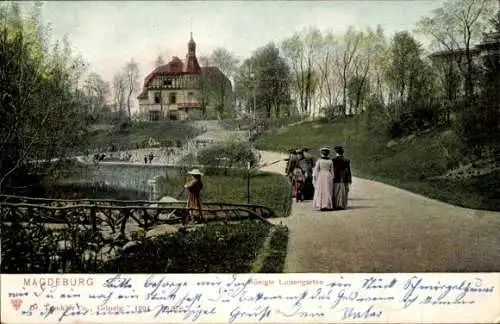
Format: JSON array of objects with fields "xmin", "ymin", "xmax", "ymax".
[
  {"xmin": 332, "ymin": 146, "xmax": 352, "ymax": 210},
  {"xmin": 312, "ymin": 148, "xmax": 334, "ymax": 211}
]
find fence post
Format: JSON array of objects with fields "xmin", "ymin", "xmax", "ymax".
[
  {"xmin": 147, "ymin": 178, "xmax": 159, "ymax": 201},
  {"xmin": 247, "ymin": 161, "xmax": 251, "ymax": 204}
]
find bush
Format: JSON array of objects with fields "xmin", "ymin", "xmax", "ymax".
[
  {"xmin": 388, "ymin": 103, "xmax": 443, "ymax": 139},
  {"xmin": 197, "ymin": 141, "xmax": 258, "ymax": 174},
  {"xmin": 98, "ymin": 220, "xmax": 271, "ymax": 273}
]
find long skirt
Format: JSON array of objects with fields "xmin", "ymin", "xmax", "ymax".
[
  {"xmin": 313, "ymin": 171, "xmax": 334, "ymax": 210},
  {"xmin": 333, "ymin": 182, "xmax": 349, "ymax": 209},
  {"xmin": 292, "ymin": 180, "xmax": 304, "ymax": 200},
  {"xmin": 302, "ymin": 174, "xmax": 315, "ymax": 200}
]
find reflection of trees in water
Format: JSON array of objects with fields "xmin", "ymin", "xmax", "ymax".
[{"xmin": 74, "ymin": 164, "xmax": 181, "ymax": 195}]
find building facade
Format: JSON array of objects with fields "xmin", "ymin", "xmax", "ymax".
[{"xmin": 137, "ymin": 34, "xmax": 232, "ymax": 121}]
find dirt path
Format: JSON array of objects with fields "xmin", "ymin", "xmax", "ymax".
[{"xmin": 259, "ymin": 150, "xmax": 500, "ymax": 273}]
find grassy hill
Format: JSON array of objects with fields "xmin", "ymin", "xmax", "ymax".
[
  {"xmin": 255, "ymin": 117, "xmax": 500, "ymax": 211},
  {"xmin": 76, "ymin": 121, "xmax": 202, "ymax": 154}
]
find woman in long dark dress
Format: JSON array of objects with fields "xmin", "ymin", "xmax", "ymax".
[
  {"xmin": 184, "ymin": 169, "xmax": 204, "ymax": 224},
  {"xmin": 332, "ymin": 146, "xmax": 352, "ymax": 210}
]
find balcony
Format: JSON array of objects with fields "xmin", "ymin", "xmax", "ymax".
[{"xmin": 178, "ymin": 100, "xmax": 201, "ymax": 109}]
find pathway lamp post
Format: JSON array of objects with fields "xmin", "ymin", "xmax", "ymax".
[{"xmin": 250, "ymin": 72, "xmax": 256, "ymax": 124}]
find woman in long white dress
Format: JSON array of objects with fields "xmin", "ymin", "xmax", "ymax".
[{"xmin": 312, "ymin": 148, "xmax": 334, "ymax": 211}]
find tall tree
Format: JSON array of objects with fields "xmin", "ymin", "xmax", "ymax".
[
  {"xmin": 237, "ymin": 43, "xmax": 291, "ymax": 119},
  {"xmin": 416, "ymin": 0, "xmax": 495, "ymax": 101},
  {"xmin": 207, "ymin": 47, "xmax": 239, "ymax": 116},
  {"xmin": 281, "ymin": 27, "xmax": 322, "ymax": 115},
  {"xmin": 123, "ymin": 59, "xmax": 140, "ymax": 120},
  {"xmin": 0, "ymin": 2, "xmax": 89, "ymax": 192},
  {"xmin": 112, "ymin": 71, "xmax": 127, "ymax": 118},
  {"xmin": 335, "ymin": 26, "xmax": 363, "ymax": 116},
  {"xmin": 384, "ymin": 31, "xmax": 434, "ymax": 119},
  {"xmin": 208, "ymin": 47, "xmax": 239, "ymax": 80},
  {"xmin": 83, "ymin": 72, "xmax": 110, "ymax": 116}
]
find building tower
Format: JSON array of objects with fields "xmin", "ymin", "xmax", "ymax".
[{"xmin": 185, "ymin": 32, "xmax": 201, "ymax": 73}]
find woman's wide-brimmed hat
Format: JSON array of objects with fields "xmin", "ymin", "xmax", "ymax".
[
  {"xmin": 295, "ymin": 148, "xmax": 304, "ymax": 154},
  {"xmin": 320, "ymin": 147, "xmax": 330, "ymax": 152},
  {"xmin": 187, "ymin": 168, "xmax": 203, "ymax": 176}
]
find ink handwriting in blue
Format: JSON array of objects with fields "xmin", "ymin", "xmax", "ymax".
[
  {"xmin": 341, "ymin": 305, "xmax": 383, "ymax": 320},
  {"xmin": 228, "ymin": 305, "xmax": 272, "ymax": 323},
  {"xmin": 103, "ymin": 274, "xmax": 133, "ymax": 289},
  {"xmin": 144, "ymin": 275, "xmax": 188, "ymax": 300},
  {"xmin": 11, "ymin": 274, "xmax": 497, "ymax": 322}
]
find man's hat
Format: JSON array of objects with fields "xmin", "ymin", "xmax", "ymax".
[
  {"xmin": 295, "ymin": 149, "xmax": 304, "ymax": 154},
  {"xmin": 334, "ymin": 146, "xmax": 344, "ymax": 154}
]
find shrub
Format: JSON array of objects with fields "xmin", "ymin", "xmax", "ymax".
[
  {"xmin": 98, "ymin": 220, "xmax": 271, "ymax": 273},
  {"xmin": 197, "ymin": 141, "xmax": 258, "ymax": 175}
]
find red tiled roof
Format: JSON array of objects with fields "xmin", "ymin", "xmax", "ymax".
[{"xmin": 143, "ymin": 54, "xmax": 202, "ymax": 87}]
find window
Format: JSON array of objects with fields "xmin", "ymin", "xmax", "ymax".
[
  {"xmin": 149, "ymin": 110, "xmax": 160, "ymax": 121},
  {"xmin": 188, "ymin": 92, "xmax": 194, "ymax": 101},
  {"xmin": 154, "ymin": 92, "xmax": 161, "ymax": 104},
  {"xmin": 169, "ymin": 93, "xmax": 177, "ymax": 104},
  {"xmin": 165, "ymin": 79, "xmax": 172, "ymax": 87}
]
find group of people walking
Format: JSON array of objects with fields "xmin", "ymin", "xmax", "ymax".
[{"xmin": 286, "ymin": 146, "xmax": 352, "ymax": 211}]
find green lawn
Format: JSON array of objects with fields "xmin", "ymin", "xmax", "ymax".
[
  {"xmin": 257, "ymin": 226, "xmax": 289, "ymax": 273},
  {"xmin": 157, "ymin": 170, "xmax": 292, "ymax": 218},
  {"xmin": 256, "ymin": 117, "xmax": 500, "ymax": 211},
  {"xmin": 97, "ymin": 220, "xmax": 272, "ymax": 273},
  {"xmin": 76, "ymin": 121, "xmax": 201, "ymax": 154}
]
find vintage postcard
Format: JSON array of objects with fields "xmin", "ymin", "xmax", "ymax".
[{"xmin": 1, "ymin": 0, "xmax": 499, "ymax": 323}]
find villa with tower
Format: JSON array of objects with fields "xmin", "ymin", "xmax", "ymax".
[{"xmin": 137, "ymin": 34, "xmax": 232, "ymax": 121}]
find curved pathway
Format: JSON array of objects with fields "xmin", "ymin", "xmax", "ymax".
[{"xmin": 259, "ymin": 150, "xmax": 500, "ymax": 273}]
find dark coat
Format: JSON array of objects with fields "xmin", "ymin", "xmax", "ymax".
[
  {"xmin": 332, "ymin": 156, "xmax": 352, "ymax": 183},
  {"xmin": 297, "ymin": 157, "xmax": 314, "ymax": 174}
]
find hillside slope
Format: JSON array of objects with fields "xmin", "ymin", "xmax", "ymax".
[{"xmin": 256, "ymin": 118, "xmax": 500, "ymax": 211}]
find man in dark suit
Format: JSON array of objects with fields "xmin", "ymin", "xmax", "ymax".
[
  {"xmin": 296, "ymin": 148, "xmax": 315, "ymax": 200},
  {"xmin": 332, "ymin": 146, "xmax": 352, "ymax": 209}
]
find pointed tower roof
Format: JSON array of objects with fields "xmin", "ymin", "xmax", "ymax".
[{"xmin": 185, "ymin": 33, "xmax": 201, "ymax": 73}]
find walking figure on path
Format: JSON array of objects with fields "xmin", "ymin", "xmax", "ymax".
[
  {"xmin": 184, "ymin": 169, "xmax": 204, "ymax": 224},
  {"xmin": 312, "ymin": 147, "xmax": 334, "ymax": 211},
  {"xmin": 292, "ymin": 167, "xmax": 306, "ymax": 202},
  {"xmin": 296, "ymin": 149, "xmax": 315, "ymax": 200},
  {"xmin": 144, "ymin": 155, "xmax": 148, "ymax": 164},
  {"xmin": 332, "ymin": 146, "xmax": 352, "ymax": 210},
  {"xmin": 148, "ymin": 152, "xmax": 154, "ymax": 164}
]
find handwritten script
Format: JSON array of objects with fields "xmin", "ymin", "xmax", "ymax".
[{"xmin": 1, "ymin": 273, "xmax": 498, "ymax": 323}]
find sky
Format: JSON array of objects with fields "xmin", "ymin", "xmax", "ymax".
[{"xmin": 31, "ymin": 0, "xmax": 444, "ymax": 84}]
